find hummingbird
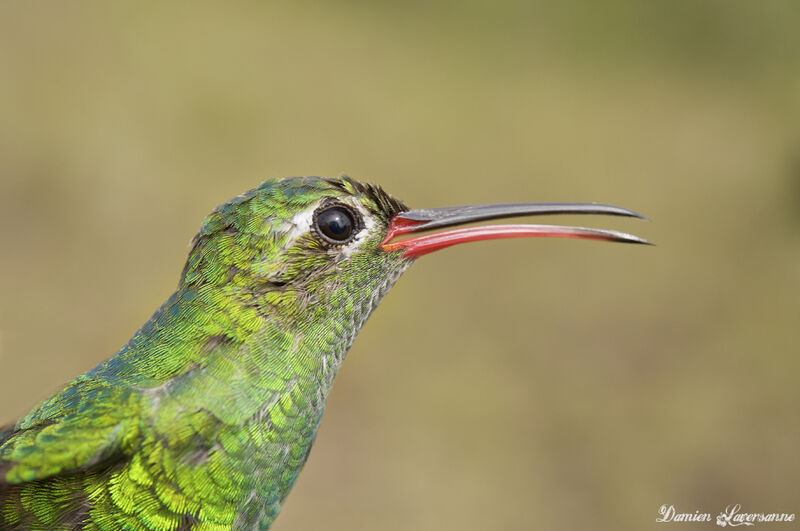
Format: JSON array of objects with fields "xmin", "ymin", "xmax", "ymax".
[{"xmin": 0, "ymin": 176, "xmax": 647, "ymax": 530}]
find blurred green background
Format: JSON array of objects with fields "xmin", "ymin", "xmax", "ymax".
[{"xmin": 1, "ymin": 2, "xmax": 798, "ymax": 530}]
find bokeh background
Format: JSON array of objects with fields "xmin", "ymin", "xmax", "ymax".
[{"xmin": 1, "ymin": 2, "xmax": 798, "ymax": 530}]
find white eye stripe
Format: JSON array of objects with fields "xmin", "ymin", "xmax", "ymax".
[
  {"xmin": 284, "ymin": 200, "xmax": 375, "ymax": 257},
  {"xmin": 285, "ymin": 204, "xmax": 318, "ymax": 242},
  {"xmin": 339, "ymin": 201, "xmax": 375, "ymax": 258}
]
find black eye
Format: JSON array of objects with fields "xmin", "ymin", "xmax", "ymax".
[{"xmin": 314, "ymin": 204, "xmax": 358, "ymax": 243}]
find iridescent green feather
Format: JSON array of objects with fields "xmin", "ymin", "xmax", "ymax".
[{"xmin": 0, "ymin": 176, "xmax": 410, "ymax": 530}]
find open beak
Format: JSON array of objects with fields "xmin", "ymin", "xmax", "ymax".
[{"xmin": 380, "ymin": 202, "xmax": 650, "ymax": 258}]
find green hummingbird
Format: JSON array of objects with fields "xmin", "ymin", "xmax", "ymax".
[{"xmin": 0, "ymin": 176, "xmax": 647, "ymax": 530}]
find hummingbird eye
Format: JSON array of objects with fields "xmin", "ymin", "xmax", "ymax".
[{"xmin": 313, "ymin": 204, "xmax": 359, "ymax": 244}]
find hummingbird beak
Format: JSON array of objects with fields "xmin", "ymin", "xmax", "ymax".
[{"xmin": 380, "ymin": 202, "xmax": 651, "ymax": 258}]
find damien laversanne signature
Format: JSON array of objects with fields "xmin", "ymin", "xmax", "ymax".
[{"xmin": 657, "ymin": 504, "xmax": 796, "ymax": 526}]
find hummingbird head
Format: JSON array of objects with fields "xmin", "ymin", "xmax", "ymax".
[
  {"xmin": 180, "ymin": 175, "xmax": 647, "ymax": 354},
  {"xmin": 181, "ymin": 176, "xmax": 412, "ymax": 333}
]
